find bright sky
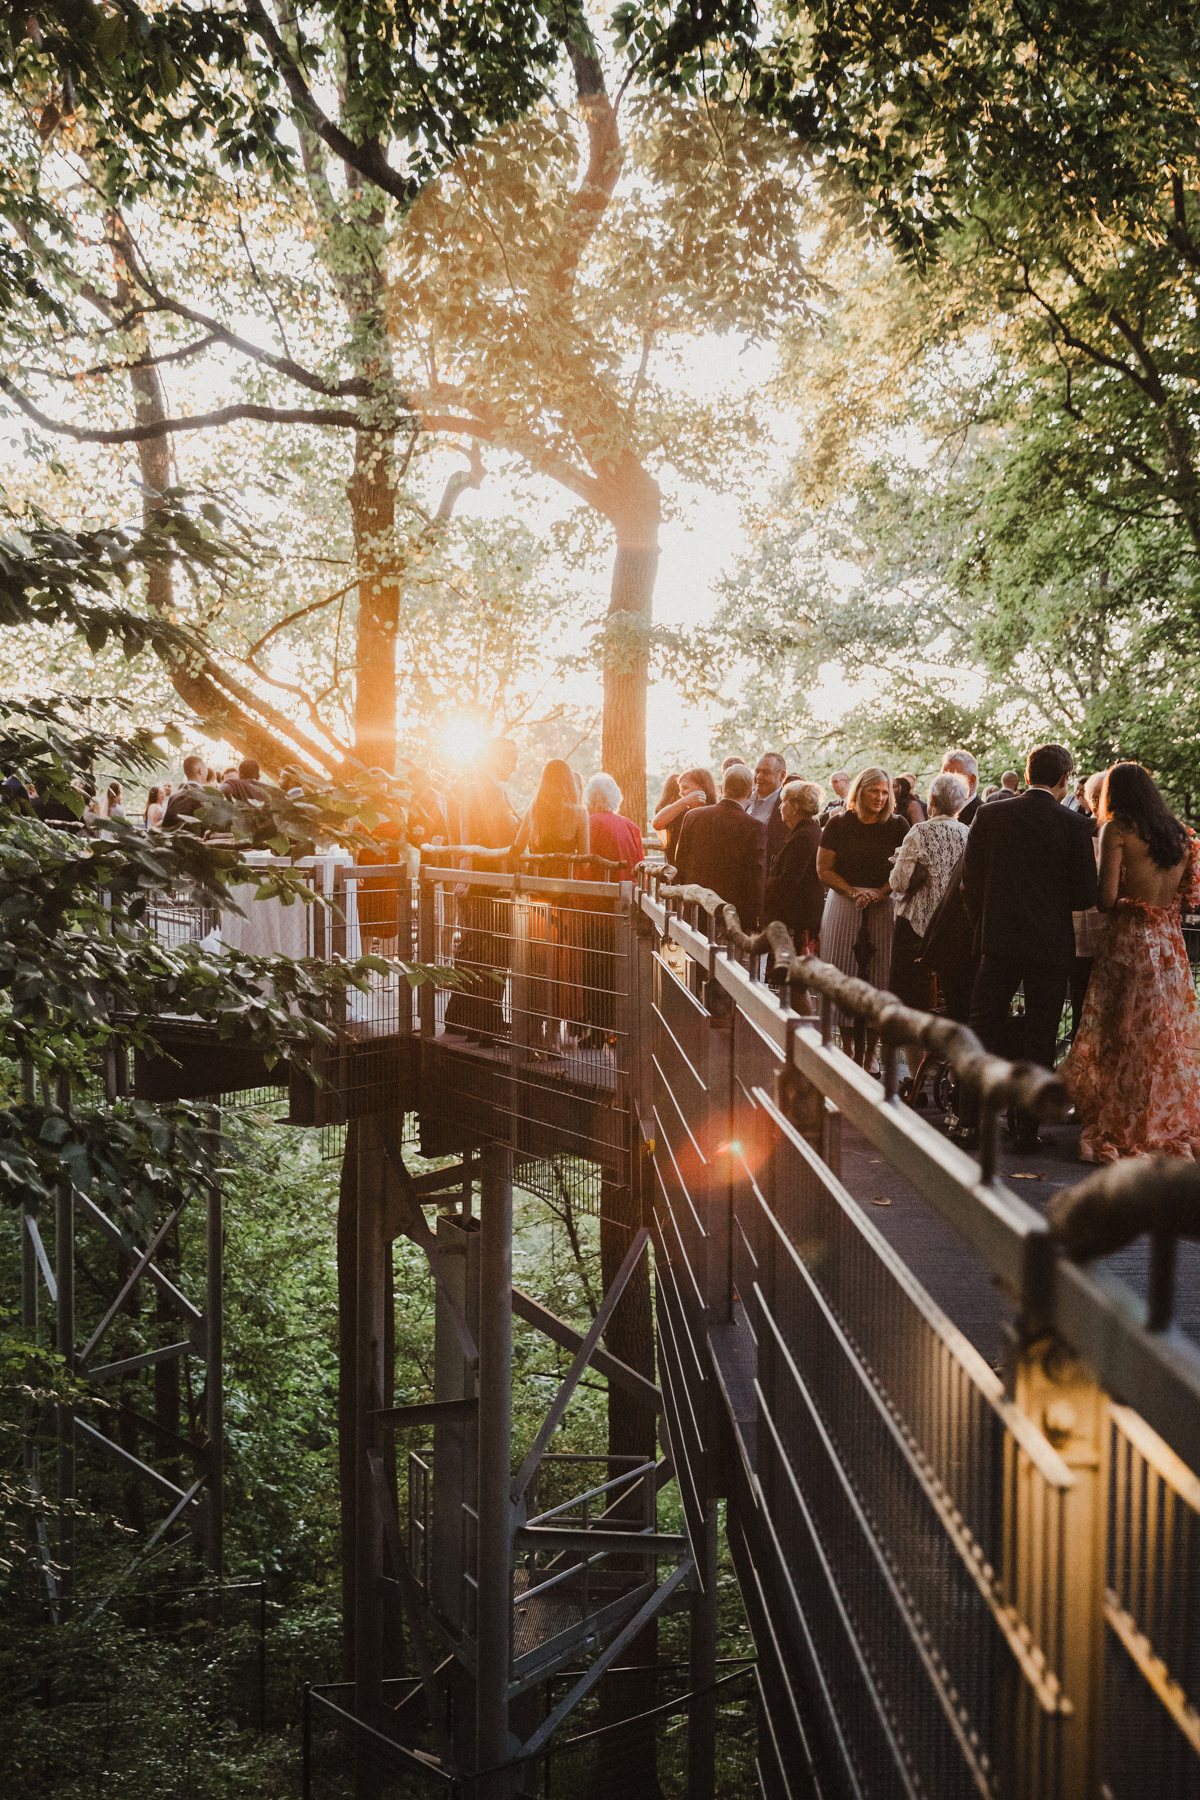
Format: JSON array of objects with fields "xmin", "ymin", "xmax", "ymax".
[{"xmin": 428, "ymin": 331, "xmax": 800, "ymax": 776}]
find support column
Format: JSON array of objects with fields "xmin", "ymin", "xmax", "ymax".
[
  {"xmin": 1010, "ymin": 1334, "xmax": 1106, "ymax": 1800},
  {"xmin": 687, "ymin": 1504, "xmax": 719, "ymax": 1800},
  {"xmin": 354, "ymin": 1115, "xmax": 388, "ymax": 1722},
  {"xmin": 21, "ymin": 1056, "xmax": 37, "ymax": 1336},
  {"xmin": 205, "ymin": 1118, "xmax": 224, "ymax": 1583},
  {"xmin": 338, "ymin": 1130, "xmax": 360, "ymax": 1682},
  {"xmin": 55, "ymin": 1164, "xmax": 75, "ymax": 1605},
  {"xmin": 475, "ymin": 1142, "xmax": 513, "ymax": 1790}
]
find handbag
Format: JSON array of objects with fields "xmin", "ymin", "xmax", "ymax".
[{"xmin": 1072, "ymin": 908, "xmax": 1106, "ymax": 957}]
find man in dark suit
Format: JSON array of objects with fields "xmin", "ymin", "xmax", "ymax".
[
  {"xmin": 961, "ymin": 742, "xmax": 1098, "ymax": 1149},
  {"xmin": 675, "ymin": 763, "xmax": 767, "ymax": 930},
  {"xmin": 162, "ymin": 753, "xmax": 211, "ymax": 828}
]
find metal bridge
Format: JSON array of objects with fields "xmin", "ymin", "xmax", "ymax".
[{"xmin": 21, "ymin": 851, "xmax": 1200, "ymax": 1798}]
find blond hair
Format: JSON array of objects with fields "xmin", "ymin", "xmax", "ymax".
[
  {"xmin": 781, "ymin": 780, "xmax": 823, "ymax": 816},
  {"xmin": 847, "ymin": 766, "xmax": 893, "ymax": 817}
]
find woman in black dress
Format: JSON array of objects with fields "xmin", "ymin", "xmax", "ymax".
[
  {"xmin": 763, "ymin": 781, "xmax": 826, "ymax": 953},
  {"xmin": 816, "ymin": 766, "xmax": 909, "ymax": 1055}
]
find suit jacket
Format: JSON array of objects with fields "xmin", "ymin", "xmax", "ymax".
[
  {"xmin": 962, "ymin": 787, "xmax": 1098, "ymax": 965},
  {"xmin": 162, "ymin": 782, "xmax": 209, "ymax": 829},
  {"xmin": 675, "ymin": 798, "xmax": 767, "ymax": 931},
  {"xmin": 763, "ymin": 816, "xmax": 823, "ymax": 938},
  {"xmin": 746, "ymin": 788, "xmax": 790, "ymax": 867},
  {"xmin": 958, "ymin": 792, "xmax": 981, "ymax": 827}
]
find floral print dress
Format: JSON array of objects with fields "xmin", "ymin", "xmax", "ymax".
[{"xmin": 1061, "ymin": 834, "xmax": 1200, "ymax": 1163}]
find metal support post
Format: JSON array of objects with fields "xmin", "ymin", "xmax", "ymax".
[
  {"xmin": 20, "ymin": 1066, "xmax": 37, "ymax": 1334},
  {"xmin": 55, "ymin": 1163, "xmax": 75, "ymax": 1603},
  {"xmin": 687, "ymin": 1503, "xmax": 719, "ymax": 1800},
  {"xmin": 205, "ymin": 1114, "xmax": 224, "ymax": 1583},
  {"xmin": 1010, "ymin": 1334, "xmax": 1106, "ymax": 1800},
  {"xmin": 354, "ymin": 1114, "xmax": 388, "ymax": 1724},
  {"xmin": 21, "ymin": 1211, "xmax": 37, "ymax": 1334},
  {"xmin": 475, "ymin": 1142, "xmax": 514, "ymax": 1792}
]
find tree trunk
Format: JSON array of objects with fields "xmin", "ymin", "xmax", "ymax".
[
  {"xmin": 110, "ymin": 240, "xmax": 336, "ymax": 776},
  {"xmin": 346, "ymin": 429, "xmax": 400, "ymax": 773},
  {"xmin": 600, "ymin": 457, "xmax": 662, "ymax": 830}
]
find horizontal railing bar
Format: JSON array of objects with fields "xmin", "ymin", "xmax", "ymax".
[
  {"xmin": 515, "ymin": 1551, "xmax": 607, "ymax": 1607},
  {"xmin": 1104, "ymin": 1597, "xmax": 1200, "ymax": 1758},
  {"xmin": 516, "ymin": 1526, "xmax": 689, "ymax": 1557},
  {"xmin": 376, "ymin": 1398, "xmax": 478, "ymax": 1428},
  {"xmin": 86, "ymin": 1341, "xmax": 193, "ymax": 1383},
  {"xmin": 526, "ymin": 1459, "xmax": 659, "ymax": 1524}
]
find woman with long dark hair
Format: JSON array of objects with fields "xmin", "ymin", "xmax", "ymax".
[
  {"xmin": 513, "ymin": 758, "xmax": 589, "ymax": 865},
  {"xmin": 1061, "ymin": 761, "xmax": 1200, "ymax": 1162},
  {"xmin": 512, "ymin": 760, "xmax": 589, "ymax": 1051}
]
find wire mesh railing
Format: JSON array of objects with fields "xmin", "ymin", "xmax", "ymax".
[
  {"xmin": 415, "ymin": 865, "xmax": 632, "ymax": 1185},
  {"xmin": 640, "ymin": 877, "xmax": 1200, "ymax": 1799}
]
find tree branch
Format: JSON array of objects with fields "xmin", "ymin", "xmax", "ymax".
[
  {"xmin": 244, "ymin": 0, "xmax": 422, "ymax": 207},
  {"xmin": 28, "ymin": 333, "xmax": 221, "ymax": 383},
  {"xmin": 435, "ymin": 441, "xmax": 485, "ymax": 518},
  {"xmin": 0, "ymin": 379, "xmax": 373, "ymax": 442},
  {"xmin": 107, "ymin": 231, "xmax": 377, "ymax": 401},
  {"xmin": 245, "ymin": 583, "xmax": 358, "ymax": 662}
]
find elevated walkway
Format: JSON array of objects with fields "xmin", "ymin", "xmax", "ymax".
[{"xmin": 29, "ymin": 848, "xmax": 1200, "ymax": 1799}]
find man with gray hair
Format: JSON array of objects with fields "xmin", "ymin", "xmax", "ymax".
[
  {"xmin": 940, "ymin": 747, "xmax": 980, "ymax": 826},
  {"xmin": 675, "ymin": 762, "xmax": 767, "ymax": 930},
  {"xmin": 747, "ymin": 750, "xmax": 790, "ymax": 864}
]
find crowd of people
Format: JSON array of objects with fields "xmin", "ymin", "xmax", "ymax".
[
  {"xmin": 1, "ymin": 754, "xmax": 279, "ymax": 828},
  {"xmin": 10, "ymin": 728, "xmax": 1198, "ymax": 1166},
  {"xmin": 654, "ymin": 742, "xmax": 1200, "ymax": 1168}
]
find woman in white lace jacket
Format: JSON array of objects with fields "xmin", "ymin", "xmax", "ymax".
[{"xmin": 888, "ymin": 772, "xmax": 970, "ymax": 1008}]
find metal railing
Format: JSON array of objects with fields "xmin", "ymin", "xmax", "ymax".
[
  {"xmin": 637, "ymin": 873, "xmax": 1200, "ymax": 1800},
  {"xmin": 414, "ymin": 860, "xmax": 633, "ymax": 1186}
]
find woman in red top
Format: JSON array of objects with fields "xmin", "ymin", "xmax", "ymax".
[
  {"xmin": 576, "ymin": 773, "xmax": 644, "ymax": 1045},
  {"xmin": 584, "ymin": 774, "xmax": 644, "ymax": 879}
]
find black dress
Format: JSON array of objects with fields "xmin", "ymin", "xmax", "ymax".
[{"xmin": 763, "ymin": 816, "xmax": 824, "ymax": 947}]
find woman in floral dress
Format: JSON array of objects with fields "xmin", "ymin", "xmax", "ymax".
[{"xmin": 1060, "ymin": 762, "xmax": 1200, "ymax": 1163}]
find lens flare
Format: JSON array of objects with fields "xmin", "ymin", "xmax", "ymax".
[{"xmin": 440, "ymin": 714, "xmax": 490, "ymax": 766}]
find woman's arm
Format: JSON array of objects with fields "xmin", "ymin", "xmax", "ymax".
[
  {"xmin": 1097, "ymin": 821, "xmax": 1124, "ymax": 911},
  {"xmin": 574, "ymin": 808, "xmax": 590, "ymax": 855},
  {"xmin": 817, "ymin": 847, "xmax": 865, "ymax": 902},
  {"xmin": 512, "ymin": 809, "xmax": 532, "ymax": 857},
  {"xmin": 651, "ymin": 794, "xmax": 692, "ymax": 831},
  {"xmin": 889, "ymin": 830, "xmax": 920, "ymax": 894}
]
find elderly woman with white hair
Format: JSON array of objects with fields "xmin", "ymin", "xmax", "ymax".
[
  {"xmin": 888, "ymin": 770, "xmax": 970, "ymax": 1009},
  {"xmin": 583, "ymin": 773, "xmax": 644, "ymax": 880},
  {"xmin": 571, "ymin": 773, "xmax": 645, "ymax": 1046},
  {"xmin": 816, "ymin": 766, "xmax": 910, "ymax": 1055}
]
